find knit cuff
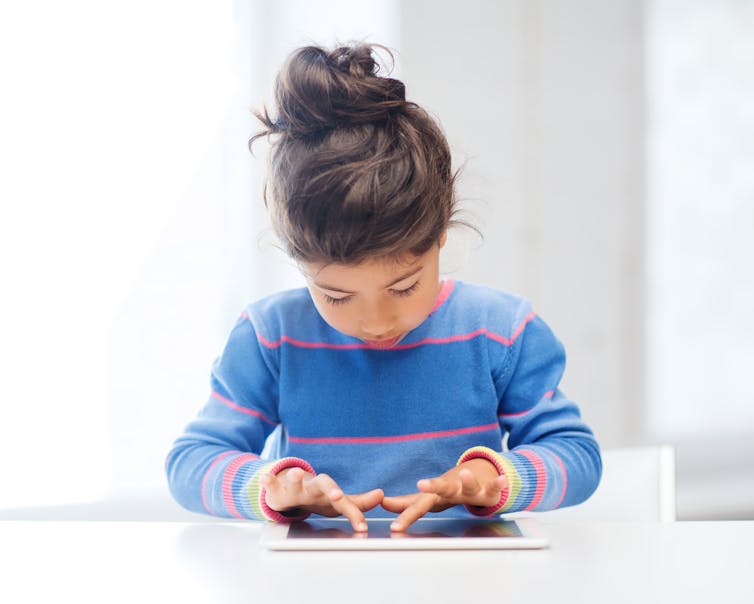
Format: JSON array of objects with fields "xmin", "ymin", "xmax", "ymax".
[
  {"xmin": 457, "ymin": 446, "xmax": 522, "ymax": 516},
  {"xmin": 247, "ymin": 457, "xmax": 315, "ymax": 522}
]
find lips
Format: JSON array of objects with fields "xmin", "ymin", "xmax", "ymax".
[{"xmin": 363, "ymin": 335, "xmax": 402, "ymax": 349}]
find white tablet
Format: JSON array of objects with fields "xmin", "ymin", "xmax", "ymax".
[{"xmin": 260, "ymin": 517, "xmax": 548, "ymax": 550}]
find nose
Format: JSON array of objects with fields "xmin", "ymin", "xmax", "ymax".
[
  {"xmin": 360, "ymin": 319, "xmax": 392, "ymax": 338},
  {"xmin": 360, "ymin": 306, "xmax": 393, "ymax": 338}
]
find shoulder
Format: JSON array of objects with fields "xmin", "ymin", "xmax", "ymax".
[
  {"xmin": 446, "ymin": 282, "xmax": 565, "ymax": 370},
  {"xmin": 451, "ymin": 281, "xmax": 530, "ymax": 311},
  {"xmin": 239, "ymin": 287, "xmax": 328, "ymax": 343},
  {"xmin": 246, "ymin": 287, "xmax": 314, "ymax": 317},
  {"xmin": 446, "ymin": 281, "xmax": 534, "ymax": 333}
]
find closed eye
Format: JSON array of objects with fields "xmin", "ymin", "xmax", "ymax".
[
  {"xmin": 390, "ymin": 281, "xmax": 420, "ymax": 297},
  {"xmin": 323, "ymin": 293, "xmax": 352, "ymax": 306}
]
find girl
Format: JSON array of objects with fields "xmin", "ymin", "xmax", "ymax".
[{"xmin": 166, "ymin": 42, "xmax": 601, "ymax": 532}]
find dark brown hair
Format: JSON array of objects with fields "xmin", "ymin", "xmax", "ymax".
[{"xmin": 250, "ymin": 42, "xmax": 463, "ymax": 265}]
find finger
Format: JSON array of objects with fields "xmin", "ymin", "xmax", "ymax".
[
  {"xmin": 278, "ymin": 466, "xmax": 306, "ymax": 484},
  {"xmin": 330, "ymin": 496, "xmax": 369, "ymax": 533},
  {"xmin": 303, "ymin": 473, "xmax": 343, "ymax": 502},
  {"xmin": 314, "ymin": 481, "xmax": 369, "ymax": 532},
  {"xmin": 304, "ymin": 474, "xmax": 367, "ymax": 532},
  {"xmin": 350, "ymin": 488, "xmax": 384, "ymax": 512},
  {"xmin": 458, "ymin": 468, "xmax": 483, "ymax": 497},
  {"xmin": 478, "ymin": 473, "xmax": 508, "ymax": 494},
  {"xmin": 496, "ymin": 474, "xmax": 509, "ymax": 487},
  {"xmin": 417, "ymin": 476, "xmax": 459, "ymax": 499},
  {"xmin": 261, "ymin": 472, "xmax": 300, "ymax": 511},
  {"xmin": 259, "ymin": 471, "xmax": 277, "ymax": 489},
  {"xmin": 390, "ymin": 493, "xmax": 437, "ymax": 532},
  {"xmin": 465, "ymin": 474, "xmax": 509, "ymax": 508},
  {"xmin": 485, "ymin": 474, "xmax": 509, "ymax": 495},
  {"xmin": 260, "ymin": 472, "xmax": 283, "ymax": 503},
  {"xmin": 381, "ymin": 494, "xmax": 419, "ymax": 514}
]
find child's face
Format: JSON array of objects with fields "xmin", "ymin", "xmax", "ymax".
[{"xmin": 302, "ymin": 241, "xmax": 445, "ymax": 349}]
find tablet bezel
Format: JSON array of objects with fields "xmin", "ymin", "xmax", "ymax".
[{"xmin": 260, "ymin": 517, "xmax": 549, "ymax": 550}]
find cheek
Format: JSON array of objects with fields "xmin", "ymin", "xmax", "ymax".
[
  {"xmin": 313, "ymin": 300, "xmax": 356, "ymax": 332},
  {"xmin": 402, "ymin": 292, "xmax": 438, "ymax": 326}
]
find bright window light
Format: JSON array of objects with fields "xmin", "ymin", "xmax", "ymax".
[{"xmin": 0, "ymin": 0, "xmax": 237, "ymax": 508}]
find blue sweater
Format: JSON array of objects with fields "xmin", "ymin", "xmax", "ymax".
[{"xmin": 166, "ymin": 280, "xmax": 601, "ymax": 520}]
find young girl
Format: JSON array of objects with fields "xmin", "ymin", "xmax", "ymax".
[{"xmin": 166, "ymin": 42, "xmax": 601, "ymax": 532}]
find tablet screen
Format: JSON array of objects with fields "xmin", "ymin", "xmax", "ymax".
[
  {"xmin": 261, "ymin": 517, "xmax": 548, "ymax": 550},
  {"xmin": 287, "ymin": 517, "xmax": 523, "ymax": 539}
]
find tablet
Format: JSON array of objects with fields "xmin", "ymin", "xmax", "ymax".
[{"xmin": 260, "ymin": 517, "xmax": 548, "ymax": 550}]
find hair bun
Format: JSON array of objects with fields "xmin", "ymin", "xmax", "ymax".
[{"xmin": 264, "ymin": 43, "xmax": 408, "ymax": 139}]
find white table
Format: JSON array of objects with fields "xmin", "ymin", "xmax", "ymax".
[{"xmin": 0, "ymin": 520, "xmax": 751, "ymax": 603}]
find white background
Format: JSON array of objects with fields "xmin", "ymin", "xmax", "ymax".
[{"xmin": 0, "ymin": 0, "xmax": 752, "ymax": 519}]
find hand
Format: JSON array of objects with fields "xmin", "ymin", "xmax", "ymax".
[
  {"xmin": 260, "ymin": 467, "xmax": 383, "ymax": 532},
  {"xmin": 381, "ymin": 458, "xmax": 509, "ymax": 531}
]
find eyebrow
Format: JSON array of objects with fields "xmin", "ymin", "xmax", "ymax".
[{"xmin": 315, "ymin": 266, "xmax": 423, "ymax": 294}]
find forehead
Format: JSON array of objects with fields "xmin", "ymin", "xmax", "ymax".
[{"xmin": 303, "ymin": 253, "xmax": 424, "ymax": 288}]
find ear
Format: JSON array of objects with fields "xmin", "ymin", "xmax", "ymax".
[{"xmin": 438, "ymin": 231, "xmax": 448, "ymax": 248}]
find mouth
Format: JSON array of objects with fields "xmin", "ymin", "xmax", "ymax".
[{"xmin": 363, "ymin": 335, "xmax": 403, "ymax": 349}]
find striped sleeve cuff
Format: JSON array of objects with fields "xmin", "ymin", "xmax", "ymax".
[
  {"xmin": 246, "ymin": 457, "xmax": 315, "ymax": 522},
  {"xmin": 457, "ymin": 446, "xmax": 523, "ymax": 516}
]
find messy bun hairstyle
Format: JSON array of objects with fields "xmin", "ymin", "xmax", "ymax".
[{"xmin": 250, "ymin": 43, "xmax": 461, "ymax": 265}]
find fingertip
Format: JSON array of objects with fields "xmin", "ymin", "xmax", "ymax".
[
  {"xmin": 417, "ymin": 479, "xmax": 431, "ymax": 492},
  {"xmin": 365, "ymin": 488, "xmax": 384, "ymax": 500},
  {"xmin": 380, "ymin": 498, "xmax": 396, "ymax": 513}
]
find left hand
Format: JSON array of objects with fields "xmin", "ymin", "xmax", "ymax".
[{"xmin": 381, "ymin": 458, "xmax": 509, "ymax": 531}]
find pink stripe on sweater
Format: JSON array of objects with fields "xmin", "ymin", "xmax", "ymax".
[
  {"xmin": 486, "ymin": 311, "xmax": 537, "ymax": 345},
  {"xmin": 258, "ymin": 334, "xmax": 367, "ymax": 350},
  {"xmin": 256, "ymin": 312, "xmax": 537, "ymax": 351},
  {"xmin": 211, "ymin": 391, "xmax": 278, "ymax": 426},
  {"xmin": 430, "ymin": 279, "xmax": 455, "ymax": 313},
  {"xmin": 499, "ymin": 390, "xmax": 554, "ymax": 419},
  {"xmin": 517, "ymin": 449, "xmax": 547, "ymax": 511},
  {"xmin": 201, "ymin": 450, "xmax": 236, "ymax": 514},
  {"xmin": 221, "ymin": 453, "xmax": 259, "ymax": 519},
  {"xmin": 288, "ymin": 422, "xmax": 499, "ymax": 445},
  {"xmin": 553, "ymin": 452, "xmax": 568, "ymax": 508}
]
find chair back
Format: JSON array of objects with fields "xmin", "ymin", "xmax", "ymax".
[{"xmin": 521, "ymin": 445, "xmax": 676, "ymax": 522}]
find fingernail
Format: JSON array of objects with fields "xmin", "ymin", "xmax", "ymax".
[
  {"xmin": 357, "ymin": 522, "xmax": 368, "ymax": 532},
  {"xmin": 390, "ymin": 522, "xmax": 401, "ymax": 531}
]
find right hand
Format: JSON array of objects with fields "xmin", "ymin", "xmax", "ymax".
[{"xmin": 260, "ymin": 467, "xmax": 383, "ymax": 532}]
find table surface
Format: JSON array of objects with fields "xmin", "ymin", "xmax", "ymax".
[{"xmin": 1, "ymin": 519, "xmax": 751, "ymax": 604}]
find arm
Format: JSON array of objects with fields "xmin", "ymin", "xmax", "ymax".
[
  {"xmin": 165, "ymin": 312, "xmax": 312, "ymax": 521},
  {"xmin": 165, "ymin": 310, "xmax": 383, "ymax": 527},
  {"xmin": 384, "ymin": 307, "xmax": 601, "ymax": 527},
  {"xmin": 462, "ymin": 312, "xmax": 602, "ymax": 515}
]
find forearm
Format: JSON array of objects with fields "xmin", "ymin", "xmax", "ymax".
[
  {"xmin": 459, "ymin": 435, "xmax": 602, "ymax": 514},
  {"xmin": 166, "ymin": 439, "xmax": 313, "ymax": 521}
]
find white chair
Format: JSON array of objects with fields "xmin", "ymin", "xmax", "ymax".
[{"xmin": 514, "ymin": 445, "xmax": 676, "ymax": 522}]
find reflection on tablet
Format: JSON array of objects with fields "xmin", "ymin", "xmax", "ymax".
[{"xmin": 287, "ymin": 518, "xmax": 523, "ymax": 539}]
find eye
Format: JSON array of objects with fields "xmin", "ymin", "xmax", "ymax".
[
  {"xmin": 390, "ymin": 281, "xmax": 420, "ymax": 297},
  {"xmin": 323, "ymin": 294, "xmax": 352, "ymax": 306}
]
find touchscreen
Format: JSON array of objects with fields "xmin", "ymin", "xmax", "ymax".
[{"xmin": 287, "ymin": 518, "xmax": 523, "ymax": 539}]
